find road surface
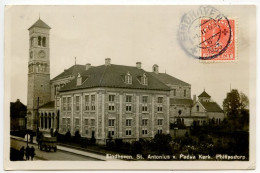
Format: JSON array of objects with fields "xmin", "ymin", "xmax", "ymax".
[{"xmin": 11, "ymin": 138, "xmax": 101, "ymax": 161}]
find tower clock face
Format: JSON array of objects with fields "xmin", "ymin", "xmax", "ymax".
[{"xmin": 38, "ymin": 50, "xmax": 46, "ymax": 58}]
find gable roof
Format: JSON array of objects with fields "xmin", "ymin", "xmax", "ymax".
[
  {"xmin": 198, "ymin": 91, "xmax": 211, "ymax": 98},
  {"xmin": 28, "ymin": 19, "xmax": 51, "ymax": 30},
  {"xmin": 149, "ymin": 72, "xmax": 190, "ymax": 86},
  {"xmin": 60, "ymin": 64, "xmax": 170, "ymax": 92},
  {"xmin": 200, "ymin": 101, "xmax": 223, "ymax": 112},
  {"xmin": 51, "ymin": 64, "xmax": 86, "ymax": 81},
  {"xmin": 10, "ymin": 100, "xmax": 27, "ymax": 118},
  {"xmin": 39, "ymin": 101, "xmax": 55, "ymax": 109},
  {"xmin": 170, "ymin": 98, "xmax": 193, "ymax": 106}
]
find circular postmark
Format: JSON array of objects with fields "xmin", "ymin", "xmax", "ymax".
[{"xmin": 178, "ymin": 6, "xmax": 232, "ymax": 60}]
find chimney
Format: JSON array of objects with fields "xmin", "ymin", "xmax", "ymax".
[
  {"xmin": 193, "ymin": 95, "xmax": 196, "ymax": 104},
  {"xmin": 105, "ymin": 58, "xmax": 111, "ymax": 66},
  {"xmin": 16, "ymin": 99, "xmax": 20, "ymax": 102},
  {"xmin": 86, "ymin": 63, "xmax": 91, "ymax": 70},
  {"xmin": 136, "ymin": 62, "xmax": 142, "ymax": 69},
  {"xmin": 152, "ymin": 64, "xmax": 159, "ymax": 74}
]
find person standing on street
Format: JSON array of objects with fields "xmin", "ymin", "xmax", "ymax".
[
  {"xmin": 25, "ymin": 146, "xmax": 30, "ymax": 160},
  {"xmin": 19, "ymin": 146, "xmax": 25, "ymax": 160},
  {"xmin": 30, "ymin": 146, "xmax": 35, "ymax": 160}
]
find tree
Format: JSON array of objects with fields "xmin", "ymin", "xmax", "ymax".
[
  {"xmin": 223, "ymin": 89, "xmax": 249, "ymax": 130},
  {"xmin": 152, "ymin": 134, "xmax": 173, "ymax": 154},
  {"xmin": 240, "ymin": 92, "xmax": 249, "ymax": 109},
  {"xmin": 223, "ymin": 89, "xmax": 241, "ymax": 119}
]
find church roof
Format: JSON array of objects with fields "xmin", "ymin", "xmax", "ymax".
[
  {"xmin": 51, "ymin": 64, "xmax": 86, "ymax": 81},
  {"xmin": 198, "ymin": 90, "xmax": 211, "ymax": 98},
  {"xmin": 170, "ymin": 98, "xmax": 193, "ymax": 106},
  {"xmin": 148, "ymin": 72, "xmax": 190, "ymax": 86},
  {"xmin": 60, "ymin": 64, "xmax": 171, "ymax": 92},
  {"xmin": 39, "ymin": 101, "xmax": 55, "ymax": 109},
  {"xmin": 28, "ymin": 19, "xmax": 51, "ymax": 30},
  {"xmin": 200, "ymin": 101, "xmax": 223, "ymax": 112}
]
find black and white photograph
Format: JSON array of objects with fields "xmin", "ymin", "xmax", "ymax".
[{"xmin": 3, "ymin": 3, "xmax": 257, "ymax": 171}]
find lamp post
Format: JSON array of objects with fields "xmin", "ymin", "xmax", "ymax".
[{"xmin": 36, "ymin": 97, "xmax": 39, "ymax": 142}]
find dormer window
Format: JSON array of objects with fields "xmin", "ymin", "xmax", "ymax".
[
  {"xmin": 125, "ymin": 72, "xmax": 132, "ymax": 84},
  {"xmin": 141, "ymin": 73, "xmax": 148, "ymax": 85},
  {"xmin": 77, "ymin": 73, "xmax": 82, "ymax": 86}
]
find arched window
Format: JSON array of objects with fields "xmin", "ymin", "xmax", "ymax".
[
  {"xmin": 49, "ymin": 113, "xmax": 52, "ymax": 129},
  {"xmin": 125, "ymin": 72, "xmax": 132, "ymax": 84},
  {"xmin": 40, "ymin": 113, "xmax": 43, "ymax": 128},
  {"xmin": 42, "ymin": 37, "xmax": 46, "ymax": 47},
  {"xmin": 142, "ymin": 73, "xmax": 148, "ymax": 85},
  {"xmin": 196, "ymin": 105, "xmax": 199, "ymax": 112},
  {"xmin": 45, "ymin": 113, "xmax": 48, "ymax": 129},
  {"xmin": 35, "ymin": 64, "xmax": 39, "ymax": 73},
  {"xmin": 77, "ymin": 73, "xmax": 82, "ymax": 86},
  {"xmin": 38, "ymin": 36, "xmax": 41, "ymax": 46}
]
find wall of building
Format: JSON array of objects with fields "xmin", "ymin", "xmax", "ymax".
[
  {"xmin": 169, "ymin": 105, "xmax": 192, "ymax": 124},
  {"xmin": 59, "ymin": 87, "xmax": 170, "ymax": 144},
  {"xmin": 207, "ymin": 112, "xmax": 225, "ymax": 121},
  {"xmin": 50, "ymin": 76, "xmax": 74, "ymax": 101},
  {"xmin": 168, "ymin": 85, "xmax": 191, "ymax": 99}
]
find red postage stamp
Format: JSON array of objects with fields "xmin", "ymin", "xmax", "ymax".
[{"xmin": 200, "ymin": 19, "xmax": 236, "ymax": 62}]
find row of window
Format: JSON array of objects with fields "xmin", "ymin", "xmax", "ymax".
[
  {"xmin": 171, "ymin": 89, "xmax": 188, "ymax": 97},
  {"xmin": 28, "ymin": 64, "xmax": 47, "ymax": 73},
  {"xmin": 62, "ymin": 118, "xmax": 163, "ymax": 127},
  {"xmin": 62, "ymin": 95, "xmax": 164, "ymax": 112},
  {"xmin": 30, "ymin": 36, "xmax": 47, "ymax": 47},
  {"xmin": 107, "ymin": 129, "xmax": 162, "ymax": 136},
  {"xmin": 125, "ymin": 72, "xmax": 148, "ymax": 85}
]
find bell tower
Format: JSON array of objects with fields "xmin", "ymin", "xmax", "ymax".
[{"xmin": 27, "ymin": 18, "xmax": 51, "ymax": 131}]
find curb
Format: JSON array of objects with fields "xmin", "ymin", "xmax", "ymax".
[{"xmin": 11, "ymin": 136, "xmax": 106, "ymax": 161}]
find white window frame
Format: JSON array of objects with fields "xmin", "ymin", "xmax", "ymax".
[
  {"xmin": 126, "ymin": 129, "xmax": 132, "ymax": 136},
  {"xmin": 67, "ymin": 97, "xmax": 72, "ymax": 111},
  {"xmin": 84, "ymin": 94, "xmax": 90, "ymax": 111},
  {"xmin": 75, "ymin": 95, "xmax": 81, "ymax": 111},
  {"xmin": 91, "ymin": 94, "xmax": 96, "ymax": 111}
]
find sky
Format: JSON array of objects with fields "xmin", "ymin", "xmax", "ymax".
[{"xmin": 5, "ymin": 5, "xmax": 256, "ymax": 107}]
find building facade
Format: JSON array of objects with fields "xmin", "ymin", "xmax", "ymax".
[
  {"xmin": 57, "ymin": 59, "xmax": 170, "ymax": 144},
  {"xmin": 10, "ymin": 99, "xmax": 27, "ymax": 131}
]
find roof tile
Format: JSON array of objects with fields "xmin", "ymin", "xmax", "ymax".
[
  {"xmin": 200, "ymin": 101, "xmax": 223, "ymax": 112},
  {"xmin": 149, "ymin": 72, "xmax": 190, "ymax": 86},
  {"xmin": 28, "ymin": 19, "xmax": 51, "ymax": 30},
  {"xmin": 60, "ymin": 64, "xmax": 171, "ymax": 92}
]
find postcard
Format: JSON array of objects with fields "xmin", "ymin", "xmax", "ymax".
[{"xmin": 4, "ymin": 4, "xmax": 256, "ymax": 170}]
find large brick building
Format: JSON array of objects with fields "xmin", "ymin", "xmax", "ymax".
[{"xmin": 26, "ymin": 19, "xmax": 224, "ymax": 144}]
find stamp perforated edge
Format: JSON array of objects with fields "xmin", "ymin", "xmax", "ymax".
[{"xmin": 199, "ymin": 17, "xmax": 238, "ymax": 63}]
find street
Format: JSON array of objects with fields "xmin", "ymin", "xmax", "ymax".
[{"xmin": 11, "ymin": 138, "xmax": 101, "ymax": 161}]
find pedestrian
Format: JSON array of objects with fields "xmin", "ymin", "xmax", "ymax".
[
  {"xmin": 25, "ymin": 146, "xmax": 30, "ymax": 160},
  {"xmin": 30, "ymin": 146, "xmax": 35, "ymax": 160},
  {"xmin": 19, "ymin": 146, "xmax": 25, "ymax": 160}
]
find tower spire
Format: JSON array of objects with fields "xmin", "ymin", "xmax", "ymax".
[
  {"xmin": 39, "ymin": 13, "xmax": 40, "ymax": 19},
  {"xmin": 75, "ymin": 57, "xmax": 77, "ymax": 65}
]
